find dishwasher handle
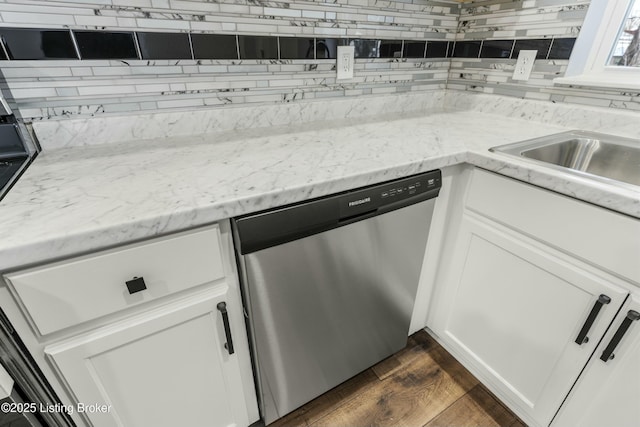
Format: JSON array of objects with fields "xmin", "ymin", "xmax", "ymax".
[{"xmin": 338, "ymin": 207, "xmax": 378, "ymax": 223}]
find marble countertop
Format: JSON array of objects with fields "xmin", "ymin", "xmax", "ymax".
[{"xmin": 1, "ymin": 107, "xmax": 639, "ymax": 271}]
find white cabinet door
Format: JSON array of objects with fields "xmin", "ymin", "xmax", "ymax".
[
  {"xmin": 553, "ymin": 292, "xmax": 640, "ymax": 427},
  {"xmin": 431, "ymin": 214, "xmax": 628, "ymax": 427},
  {"xmin": 45, "ymin": 286, "xmax": 254, "ymax": 427}
]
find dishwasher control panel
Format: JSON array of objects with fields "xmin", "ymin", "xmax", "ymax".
[
  {"xmin": 236, "ymin": 169, "xmax": 442, "ymax": 254},
  {"xmin": 338, "ymin": 170, "xmax": 441, "ymax": 219},
  {"xmin": 381, "ymin": 178, "xmax": 426, "ymax": 199},
  {"xmin": 380, "ymin": 172, "xmax": 441, "ymax": 202}
]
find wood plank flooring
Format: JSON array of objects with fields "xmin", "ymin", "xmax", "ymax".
[{"xmin": 270, "ymin": 330, "xmax": 525, "ymax": 427}]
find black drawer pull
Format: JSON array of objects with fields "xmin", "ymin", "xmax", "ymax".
[
  {"xmin": 217, "ymin": 302, "xmax": 235, "ymax": 355},
  {"xmin": 125, "ymin": 277, "xmax": 147, "ymax": 294},
  {"xmin": 600, "ymin": 310, "xmax": 640, "ymax": 362},
  {"xmin": 575, "ymin": 294, "xmax": 611, "ymax": 345}
]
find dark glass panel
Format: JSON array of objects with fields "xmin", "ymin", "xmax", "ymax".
[
  {"xmin": 480, "ymin": 39, "xmax": 514, "ymax": 58},
  {"xmin": 425, "ymin": 41, "xmax": 449, "ymax": 58},
  {"xmin": 0, "ymin": 28, "xmax": 77, "ymax": 60},
  {"xmin": 279, "ymin": 37, "xmax": 315, "ymax": 59},
  {"xmin": 452, "ymin": 40, "xmax": 481, "ymax": 58},
  {"xmin": 379, "ymin": 40, "xmax": 403, "ymax": 58},
  {"xmin": 191, "ymin": 34, "xmax": 237, "ymax": 59},
  {"xmin": 238, "ymin": 35, "xmax": 277, "ymax": 59},
  {"xmin": 74, "ymin": 31, "xmax": 138, "ymax": 59},
  {"xmin": 548, "ymin": 38, "xmax": 576, "ymax": 60},
  {"xmin": 137, "ymin": 32, "xmax": 191, "ymax": 59},
  {"xmin": 403, "ymin": 41, "xmax": 426, "ymax": 58}
]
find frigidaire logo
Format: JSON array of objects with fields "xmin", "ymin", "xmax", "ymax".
[{"xmin": 348, "ymin": 197, "xmax": 371, "ymax": 207}]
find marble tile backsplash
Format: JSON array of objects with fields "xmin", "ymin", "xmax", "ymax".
[
  {"xmin": 449, "ymin": 0, "xmax": 640, "ymax": 110},
  {"xmin": 0, "ymin": 0, "xmax": 639, "ymax": 123},
  {"xmin": 0, "ymin": 0, "xmax": 458, "ymax": 121}
]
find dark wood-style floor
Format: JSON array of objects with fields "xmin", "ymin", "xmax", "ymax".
[{"xmin": 270, "ymin": 330, "xmax": 525, "ymax": 427}]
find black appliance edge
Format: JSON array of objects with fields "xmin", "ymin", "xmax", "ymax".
[{"xmin": 234, "ymin": 169, "xmax": 442, "ymax": 254}]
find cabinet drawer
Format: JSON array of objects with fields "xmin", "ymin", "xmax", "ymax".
[
  {"xmin": 465, "ymin": 169, "xmax": 640, "ymax": 285},
  {"xmin": 4, "ymin": 226, "xmax": 225, "ymax": 335}
]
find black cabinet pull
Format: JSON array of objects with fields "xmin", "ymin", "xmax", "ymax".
[
  {"xmin": 600, "ymin": 310, "xmax": 640, "ymax": 362},
  {"xmin": 575, "ymin": 294, "xmax": 611, "ymax": 345},
  {"xmin": 217, "ymin": 302, "xmax": 235, "ymax": 355},
  {"xmin": 125, "ymin": 277, "xmax": 147, "ymax": 294}
]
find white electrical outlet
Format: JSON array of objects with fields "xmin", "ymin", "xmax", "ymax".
[
  {"xmin": 513, "ymin": 50, "xmax": 537, "ymax": 81},
  {"xmin": 337, "ymin": 45, "xmax": 355, "ymax": 80}
]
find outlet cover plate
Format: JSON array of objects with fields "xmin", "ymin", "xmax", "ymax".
[
  {"xmin": 513, "ymin": 50, "xmax": 537, "ymax": 81},
  {"xmin": 337, "ymin": 45, "xmax": 355, "ymax": 80}
]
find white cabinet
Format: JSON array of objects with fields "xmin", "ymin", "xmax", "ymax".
[
  {"xmin": 1, "ymin": 223, "xmax": 259, "ymax": 427},
  {"xmin": 6, "ymin": 227, "xmax": 225, "ymax": 336},
  {"xmin": 431, "ymin": 213, "xmax": 628, "ymax": 426},
  {"xmin": 429, "ymin": 167, "xmax": 640, "ymax": 427},
  {"xmin": 553, "ymin": 292, "xmax": 640, "ymax": 427},
  {"xmin": 45, "ymin": 286, "xmax": 250, "ymax": 427}
]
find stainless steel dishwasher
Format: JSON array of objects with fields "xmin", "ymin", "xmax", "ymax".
[{"xmin": 233, "ymin": 170, "xmax": 441, "ymax": 424}]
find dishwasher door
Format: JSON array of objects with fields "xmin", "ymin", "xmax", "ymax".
[{"xmin": 234, "ymin": 171, "xmax": 440, "ymax": 424}]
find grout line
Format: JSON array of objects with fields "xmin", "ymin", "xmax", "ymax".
[
  {"xmin": 546, "ymin": 37, "xmax": 555, "ymax": 60},
  {"xmin": 132, "ymin": 32, "xmax": 142, "ymax": 60},
  {"xmin": 187, "ymin": 32, "xmax": 195, "ymax": 60},
  {"xmin": 277, "ymin": 36, "xmax": 281, "ymax": 60},
  {"xmin": 69, "ymin": 29, "xmax": 82, "ymax": 60},
  {"xmin": 508, "ymin": 39, "xmax": 516, "ymax": 59},
  {"xmin": 0, "ymin": 35, "xmax": 10, "ymax": 60}
]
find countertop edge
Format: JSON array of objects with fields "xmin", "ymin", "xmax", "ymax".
[{"xmin": 1, "ymin": 148, "xmax": 638, "ymax": 273}]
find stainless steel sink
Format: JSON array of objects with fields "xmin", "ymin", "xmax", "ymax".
[{"xmin": 490, "ymin": 131, "xmax": 640, "ymax": 189}]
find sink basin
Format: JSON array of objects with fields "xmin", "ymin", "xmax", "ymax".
[{"xmin": 490, "ymin": 131, "xmax": 640, "ymax": 189}]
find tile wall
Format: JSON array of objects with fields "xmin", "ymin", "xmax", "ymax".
[
  {"xmin": 0, "ymin": 0, "xmax": 459, "ymax": 121},
  {"xmin": 0, "ymin": 0, "xmax": 638, "ymax": 122},
  {"xmin": 449, "ymin": 0, "xmax": 640, "ymax": 110}
]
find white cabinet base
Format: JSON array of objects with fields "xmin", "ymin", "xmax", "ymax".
[
  {"xmin": 428, "ymin": 167, "xmax": 639, "ymax": 427},
  {"xmin": 46, "ymin": 286, "xmax": 252, "ymax": 427},
  {"xmin": 0, "ymin": 221, "xmax": 259, "ymax": 427},
  {"xmin": 431, "ymin": 213, "xmax": 627, "ymax": 427}
]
